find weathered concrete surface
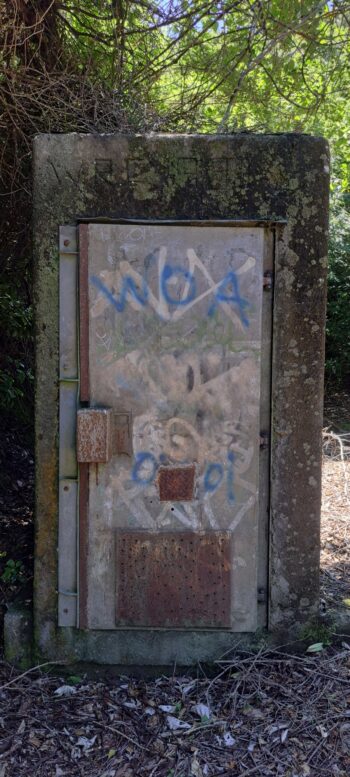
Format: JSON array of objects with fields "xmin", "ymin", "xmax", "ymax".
[
  {"xmin": 30, "ymin": 133, "xmax": 329, "ymax": 664},
  {"xmin": 4, "ymin": 604, "xmax": 33, "ymax": 668}
]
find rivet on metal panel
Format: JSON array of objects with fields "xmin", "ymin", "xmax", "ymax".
[
  {"xmin": 158, "ymin": 465, "xmax": 195, "ymax": 502},
  {"xmin": 59, "ymin": 225, "xmax": 77, "ymax": 254},
  {"xmin": 77, "ymin": 408, "xmax": 113, "ymax": 463},
  {"xmin": 116, "ymin": 531, "xmax": 232, "ymax": 628}
]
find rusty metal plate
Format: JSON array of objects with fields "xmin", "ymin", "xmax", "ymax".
[
  {"xmin": 77, "ymin": 408, "xmax": 113, "ymax": 463},
  {"xmin": 115, "ymin": 531, "xmax": 231, "ymax": 628},
  {"xmin": 158, "ymin": 465, "xmax": 195, "ymax": 501}
]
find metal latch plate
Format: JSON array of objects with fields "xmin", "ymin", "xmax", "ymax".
[{"xmin": 77, "ymin": 408, "xmax": 113, "ymax": 463}]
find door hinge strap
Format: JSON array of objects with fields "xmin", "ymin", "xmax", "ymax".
[
  {"xmin": 257, "ymin": 587, "xmax": 267, "ymax": 603},
  {"xmin": 263, "ymin": 270, "xmax": 273, "ymax": 290},
  {"xmin": 259, "ymin": 431, "xmax": 269, "ymax": 450}
]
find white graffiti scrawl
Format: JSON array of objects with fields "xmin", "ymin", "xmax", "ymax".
[
  {"xmin": 87, "ymin": 224, "xmax": 263, "ymax": 536},
  {"xmin": 90, "ymin": 244, "xmax": 255, "ymax": 330}
]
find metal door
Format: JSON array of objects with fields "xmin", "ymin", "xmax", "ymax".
[{"xmin": 58, "ymin": 222, "xmax": 272, "ymax": 632}]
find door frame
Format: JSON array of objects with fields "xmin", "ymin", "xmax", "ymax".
[{"xmin": 58, "ymin": 218, "xmax": 275, "ymax": 631}]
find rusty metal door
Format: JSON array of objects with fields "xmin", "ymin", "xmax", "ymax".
[{"xmin": 58, "ymin": 222, "xmax": 272, "ymax": 632}]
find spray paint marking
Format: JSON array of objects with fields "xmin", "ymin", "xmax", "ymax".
[
  {"xmin": 207, "ymin": 272, "xmax": 249, "ymax": 328},
  {"xmin": 91, "ymin": 274, "xmax": 148, "ymax": 312},
  {"xmin": 131, "ymin": 449, "xmax": 235, "ymax": 502},
  {"xmin": 91, "ymin": 251, "xmax": 250, "ymax": 327}
]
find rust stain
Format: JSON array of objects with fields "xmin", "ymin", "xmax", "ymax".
[
  {"xmin": 115, "ymin": 531, "xmax": 232, "ymax": 628},
  {"xmin": 158, "ymin": 465, "xmax": 195, "ymax": 501},
  {"xmin": 77, "ymin": 408, "xmax": 112, "ymax": 463}
]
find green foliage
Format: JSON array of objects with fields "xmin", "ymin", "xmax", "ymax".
[
  {"xmin": 67, "ymin": 675, "xmax": 83, "ymax": 685},
  {"xmin": 0, "ymin": 0, "xmax": 350, "ymax": 411},
  {"xmin": 0, "ymin": 284, "xmax": 33, "ymax": 425},
  {"xmin": 326, "ymin": 194, "xmax": 350, "ymax": 386},
  {"xmin": 1, "ymin": 557, "xmax": 25, "ymax": 585},
  {"xmin": 306, "ymin": 642, "xmax": 325, "ymax": 653},
  {"xmin": 300, "ymin": 620, "xmax": 333, "ymax": 648}
]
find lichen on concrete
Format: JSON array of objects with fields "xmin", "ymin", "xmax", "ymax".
[{"xmin": 25, "ymin": 132, "xmax": 329, "ymax": 666}]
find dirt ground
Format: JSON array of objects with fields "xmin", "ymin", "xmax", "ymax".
[
  {"xmin": 0, "ymin": 396, "xmax": 349, "ymax": 776},
  {"xmin": 320, "ymin": 458, "xmax": 350, "ymax": 614},
  {"xmin": 1, "ymin": 642, "xmax": 350, "ymax": 777},
  {"xmin": 321, "ymin": 389, "xmax": 350, "ymax": 615}
]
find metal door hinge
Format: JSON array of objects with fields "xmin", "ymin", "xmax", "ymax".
[
  {"xmin": 259, "ymin": 431, "xmax": 269, "ymax": 450},
  {"xmin": 263, "ymin": 270, "xmax": 273, "ymax": 290},
  {"xmin": 257, "ymin": 586, "xmax": 267, "ymax": 603}
]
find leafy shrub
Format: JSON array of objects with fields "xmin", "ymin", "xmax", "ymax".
[
  {"xmin": 0, "ymin": 284, "xmax": 33, "ymax": 427},
  {"xmin": 325, "ymin": 193, "xmax": 350, "ymax": 388},
  {"xmin": 0, "ymin": 556, "xmax": 25, "ymax": 585}
]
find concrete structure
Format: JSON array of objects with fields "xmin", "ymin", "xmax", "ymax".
[{"xmin": 27, "ymin": 133, "xmax": 328, "ymax": 665}]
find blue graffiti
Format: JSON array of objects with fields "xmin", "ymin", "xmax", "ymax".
[
  {"xmin": 204, "ymin": 452, "xmax": 235, "ymax": 503},
  {"xmin": 131, "ymin": 451, "xmax": 158, "ymax": 485},
  {"xmin": 91, "ymin": 264, "xmax": 249, "ymax": 325},
  {"xmin": 208, "ymin": 271, "xmax": 249, "ymax": 327},
  {"xmin": 130, "ymin": 449, "xmax": 235, "ymax": 502},
  {"xmin": 204, "ymin": 462, "xmax": 224, "ymax": 493},
  {"xmin": 161, "ymin": 265, "xmax": 196, "ymax": 306},
  {"xmin": 226, "ymin": 450, "xmax": 235, "ymax": 503},
  {"xmin": 91, "ymin": 274, "xmax": 148, "ymax": 312}
]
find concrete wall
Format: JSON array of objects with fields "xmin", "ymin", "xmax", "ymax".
[{"xmin": 30, "ymin": 133, "xmax": 329, "ymax": 665}]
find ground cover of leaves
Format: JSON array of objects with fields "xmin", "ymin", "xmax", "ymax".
[
  {"xmin": 0, "ymin": 644, "xmax": 350, "ymax": 777},
  {"xmin": 0, "ymin": 424, "xmax": 33, "ymax": 639},
  {"xmin": 321, "ymin": 458, "xmax": 350, "ymax": 611},
  {"xmin": 320, "ymin": 425, "xmax": 350, "ymax": 613},
  {"xmin": 0, "ymin": 402, "xmax": 349, "ymax": 776}
]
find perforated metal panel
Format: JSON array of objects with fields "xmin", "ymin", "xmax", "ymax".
[{"xmin": 116, "ymin": 531, "xmax": 231, "ymax": 628}]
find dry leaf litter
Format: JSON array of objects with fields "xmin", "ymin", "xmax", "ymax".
[{"xmin": 0, "ymin": 430, "xmax": 349, "ymax": 777}]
